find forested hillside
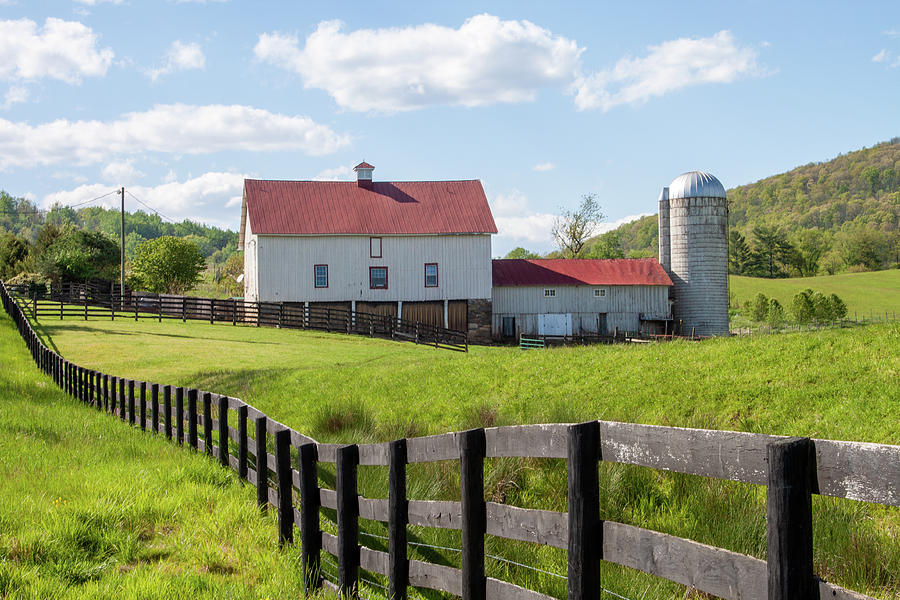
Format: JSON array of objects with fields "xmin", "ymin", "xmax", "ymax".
[{"xmin": 584, "ymin": 138, "xmax": 900, "ymax": 277}]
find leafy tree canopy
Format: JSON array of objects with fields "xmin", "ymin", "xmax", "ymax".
[
  {"xmin": 38, "ymin": 227, "xmax": 120, "ymax": 283},
  {"xmin": 503, "ymin": 247, "xmax": 543, "ymax": 260},
  {"xmin": 129, "ymin": 236, "xmax": 206, "ymax": 295}
]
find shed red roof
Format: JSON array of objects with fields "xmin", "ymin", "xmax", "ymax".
[
  {"xmin": 242, "ymin": 179, "xmax": 497, "ymax": 236},
  {"xmin": 492, "ymin": 259, "xmax": 673, "ymax": 287},
  {"xmin": 354, "ymin": 161, "xmax": 375, "ymax": 170}
]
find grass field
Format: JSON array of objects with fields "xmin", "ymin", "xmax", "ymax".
[
  {"xmin": 16, "ymin": 307, "xmax": 900, "ymax": 599},
  {"xmin": 730, "ymin": 269, "xmax": 900, "ymax": 317},
  {"xmin": 0, "ymin": 312, "xmax": 347, "ymax": 599}
]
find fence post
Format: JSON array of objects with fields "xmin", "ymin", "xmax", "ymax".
[
  {"xmin": 237, "ymin": 405, "xmax": 248, "ymax": 481},
  {"xmin": 187, "ymin": 389, "xmax": 198, "ymax": 450},
  {"xmin": 151, "ymin": 383, "xmax": 159, "ymax": 433},
  {"xmin": 767, "ymin": 437, "xmax": 816, "ymax": 600},
  {"xmin": 255, "ymin": 416, "xmax": 268, "ymax": 510},
  {"xmin": 119, "ymin": 378, "xmax": 126, "ymax": 421},
  {"xmin": 158, "ymin": 296, "xmax": 162, "ymax": 322},
  {"xmin": 128, "ymin": 380, "xmax": 136, "ymax": 426},
  {"xmin": 218, "ymin": 395, "xmax": 229, "ymax": 467},
  {"xmin": 176, "ymin": 387, "xmax": 185, "ymax": 445},
  {"xmin": 103, "ymin": 374, "xmax": 109, "ymax": 412},
  {"xmin": 389, "ymin": 439, "xmax": 408, "ymax": 600},
  {"xmin": 299, "ymin": 442, "xmax": 321, "ymax": 595},
  {"xmin": 203, "ymin": 392, "xmax": 213, "ymax": 456},
  {"xmin": 279, "ymin": 303, "xmax": 284, "ymax": 328},
  {"xmin": 164, "ymin": 385, "xmax": 172, "ymax": 440},
  {"xmin": 210, "ymin": 299, "xmax": 215, "ymax": 325},
  {"xmin": 86, "ymin": 369, "xmax": 94, "ymax": 406},
  {"xmin": 232, "ymin": 299, "xmax": 237, "ymax": 326},
  {"xmin": 139, "ymin": 381, "xmax": 147, "ymax": 431},
  {"xmin": 567, "ymin": 421, "xmax": 601, "ymax": 600},
  {"xmin": 275, "ymin": 429, "xmax": 293, "ymax": 547},
  {"xmin": 182, "ymin": 297, "xmax": 186, "ymax": 323},
  {"xmin": 336, "ymin": 444, "xmax": 359, "ymax": 599},
  {"xmin": 460, "ymin": 428, "xmax": 486, "ymax": 600}
]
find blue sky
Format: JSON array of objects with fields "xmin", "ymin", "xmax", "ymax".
[{"xmin": 1, "ymin": 0, "xmax": 898, "ymax": 256}]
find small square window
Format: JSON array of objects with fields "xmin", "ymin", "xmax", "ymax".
[
  {"xmin": 425, "ymin": 263, "xmax": 438, "ymax": 287},
  {"xmin": 370, "ymin": 266, "xmax": 388, "ymax": 289},
  {"xmin": 314, "ymin": 264, "xmax": 328, "ymax": 288},
  {"xmin": 544, "ymin": 288, "xmax": 556, "ymax": 297},
  {"xmin": 594, "ymin": 288, "xmax": 606, "ymax": 297},
  {"xmin": 370, "ymin": 237, "xmax": 382, "ymax": 258}
]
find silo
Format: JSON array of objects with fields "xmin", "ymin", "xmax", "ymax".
[
  {"xmin": 666, "ymin": 171, "xmax": 728, "ymax": 336},
  {"xmin": 658, "ymin": 187, "xmax": 670, "ymax": 271}
]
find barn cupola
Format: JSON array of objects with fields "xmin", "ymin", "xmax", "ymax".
[{"xmin": 354, "ymin": 161, "xmax": 375, "ymax": 190}]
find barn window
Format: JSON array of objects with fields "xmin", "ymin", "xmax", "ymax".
[
  {"xmin": 370, "ymin": 237, "xmax": 382, "ymax": 258},
  {"xmin": 594, "ymin": 288, "xmax": 607, "ymax": 297},
  {"xmin": 425, "ymin": 263, "xmax": 438, "ymax": 287},
  {"xmin": 314, "ymin": 264, "xmax": 328, "ymax": 288},
  {"xmin": 370, "ymin": 266, "xmax": 388, "ymax": 289},
  {"xmin": 544, "ymin": 288, "xmax": 556, "ymax": 297}
]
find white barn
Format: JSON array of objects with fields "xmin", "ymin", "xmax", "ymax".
[
  {"xmin": 238, "ymin": 162, "xmax": 497, "ymax": 341},
  {"xmin": 491, "ymin": 259, "xmax": 673, "ymax": 339}
]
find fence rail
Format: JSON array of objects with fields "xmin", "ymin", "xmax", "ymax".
[
  {"xmin": 2, "ymin": 280, "xmax": 897, "ymax": 600},
  {"xmin": 9, "ymin": 284, "xmax": 467, "ymax": 352}
]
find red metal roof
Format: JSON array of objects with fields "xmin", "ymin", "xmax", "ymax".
[
  {"xmin": 243, "ymin": 179, "xmax": 497, "ymax": 236},
  {"xmin": 492, "ymin": 259, "xmax": 673, "ymax": 287},
  {"xmin": 354, "ymin": 161, "xmax": 375, "ymax": 170}
]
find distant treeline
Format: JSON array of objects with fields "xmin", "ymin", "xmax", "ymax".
[{"xmin": 0, "ymin": 191, "xmax": 238, "ymax": 264}]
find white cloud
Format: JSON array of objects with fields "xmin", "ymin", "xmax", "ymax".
[
  {"xmin": 532, "ymin": 162, "xmax": 555, "ymax": 172},
  {"xmin": 147, "ymin": 41, "xmax": 205, "ymax": 81},
  {"xmin": 872, "ymin": 48, "xmax": 900, "ymax": 68},
  {"xmin": 884, "ymin": 29, "xmax": 900, "ymax": 38},
  {"xmin": 43, "ymin": 171, "xmax": 246, "ymax": 229},
  {"xmin": 490, "ymin": 190, "xmax": 557, "ymax": 246},
  {"xmin": 0, "ymin": 103, "xmax": 350, "ymax": 169},
  {"xmin": 312, "ymin": 165, "xmax": 354, "ymax": 181},
  {"xmin": 101, "ymin": 159, "xmax": 144, "ymax": 184},
  {"xmin": 0, "ymin": 18, "xmax": 113, "ymax": 83},
  {"xmin": 74, "ymin": 0, "xmax": 123, "ymax": 5},
  {"xmin": 873, "ymin": 49, "xmax": 889, "ymax": 62},
  {"xmin": 255, "ymin": 14, "xmax": 583, "ymax": 112},
  {"xmin": 1, "ymin": 85, "xmax": 27, "ymax": 109},
  {"xmin": 574, "ymin": 30, "xmax": 762, "ymax": 111}
]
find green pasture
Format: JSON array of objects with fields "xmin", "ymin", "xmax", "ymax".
[
  {"xmin": 0, "ymin": 311, "xmax": 345, "ymax": 599},
  {"xmin": 7, "ymin": 305, "xmax": 900, "ymax": 599},
  {"xmin": 730, "ymin": 269, "xmax": 900, "ymax": 317}
]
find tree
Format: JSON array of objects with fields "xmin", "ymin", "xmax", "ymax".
[
  {"xmin": 790, "ymin": 230, "xmax": 830, "ymax": 277},
  {"xmin": 766, "ymin": 298, "xmax": 786, "ymax": 327},
  {"xmin": 586, "ymin": 230, "xmax": 624, "ymax": 259},
  {"xmin": 828, "ymin": 293, "xmax": 848, "ymax": 320},
  {"xmin": 552, "ymin": 194, "xmax": 604, "ymax": 258},
  {"xmin": 750, "ymin": 293, "xmax": 769, "ymax": 322},
  {"xmin": 503, "ymin": 247, "xmax": 542, "ymax": 260},
  {"xmin": 791, "ymin": 289, "xmax": 816, "ymax": 324},
  {"xmin": 0, "ymin": 234, "xmax": 30, "ymax": 279},
  {"xmin": 750, "ymin": 225, "xmax": 795, "ymax": 278},
  {"xmin": 215, "ymin": 251, "xmax": 244, "ymax": 297},
  {"xmin": 129, "ymin": 236, "xmax": 206, "ymax": 294},
  {"xmin": 728, "ymin": 230, "xmax": 753, "ymax": 274},
  {"xmin": 37, "ymin": 227, "xmax": 119, "ymax": 283}
]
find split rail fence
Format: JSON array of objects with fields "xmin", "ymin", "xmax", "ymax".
[
  {"xmin": 8, "ymin": 283, "xmax": 467, "ymax": 352},
  {"xmin": 3, "ymin": 280, "xmax": 899, "ymax": 600}
]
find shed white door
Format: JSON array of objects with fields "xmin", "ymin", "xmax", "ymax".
[{"xmin": 538, "ymin": 313, "xmax": 572, "ymax": 336}]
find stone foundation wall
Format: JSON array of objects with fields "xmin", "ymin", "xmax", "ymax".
[{"xmin": 467, "ymin": 299, "xmax": 492, "ymax": 344}]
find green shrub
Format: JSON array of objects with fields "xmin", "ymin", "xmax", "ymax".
[
  {"xmin": 750, "ymin": 293, "xmax": 769, "ymax": 322},
  {"xmin": 766, "ymin": 299, "xmax": 785, "ymax": 327}
]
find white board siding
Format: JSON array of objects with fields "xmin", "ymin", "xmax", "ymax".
[
  {"xmin": 492, "ymin": 285, "xmax": 670, "ymax": 336},
  {"xmin": 243, "ymin": 214, "xmax": 259, "ymax": 302},
  {"xmin": 255, "ymin": 234, "xmax": 491, "ymax": 303}
]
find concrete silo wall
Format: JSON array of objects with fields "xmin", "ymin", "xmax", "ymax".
[
  {"xmin": 668, "ymin": 196, "xmax": 729, "ymax": 335},
  {"xmin": 658, "ymin": 190, "xmax": 670, "ymax": 272}
]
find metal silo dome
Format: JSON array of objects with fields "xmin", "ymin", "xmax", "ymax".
[{"xmin": 668, "ymin": 171, "xmax": 726, "ymax": 200}]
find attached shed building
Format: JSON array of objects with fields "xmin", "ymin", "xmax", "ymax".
[
  {"xmin": 491, "ymin": 259, "xmax": 673, "ymax": 339},
  {"xmin": 239, "ymin": 163, "xmax": 497, "ymax": 342}
]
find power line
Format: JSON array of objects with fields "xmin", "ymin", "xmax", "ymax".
[
  {"xmin": 0, "ymin": 190, "xmax": 119, "ymax": 215},
  {"xmin": 125, "ymin": 190, "xmax": 176, "ymax": 223}
]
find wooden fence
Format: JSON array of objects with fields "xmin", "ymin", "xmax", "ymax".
[
  {"xmin": 2, "ymin": 281, "xmax": 898, "ymax": 600},
  {"xmin": 8, "ymin": 284, "xmax": 467, "ymax": 352}
]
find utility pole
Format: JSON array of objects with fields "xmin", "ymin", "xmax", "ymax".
[{"xmin": 120, "ymin": 186, "xmax": 125, "ymax": 308}]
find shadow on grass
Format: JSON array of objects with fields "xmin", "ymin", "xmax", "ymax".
[{"xmin": 34, "ymin": 323, "xmax": 282, "ymax": 345}]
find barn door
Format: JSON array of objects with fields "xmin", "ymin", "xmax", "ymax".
[
  {"xmin": 598, "ymin": 313, "xmax": 608, "ymax": 335},
  {"xmin": 538, "ymin": 313, "xmax": 572, "ymax": 336}
]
